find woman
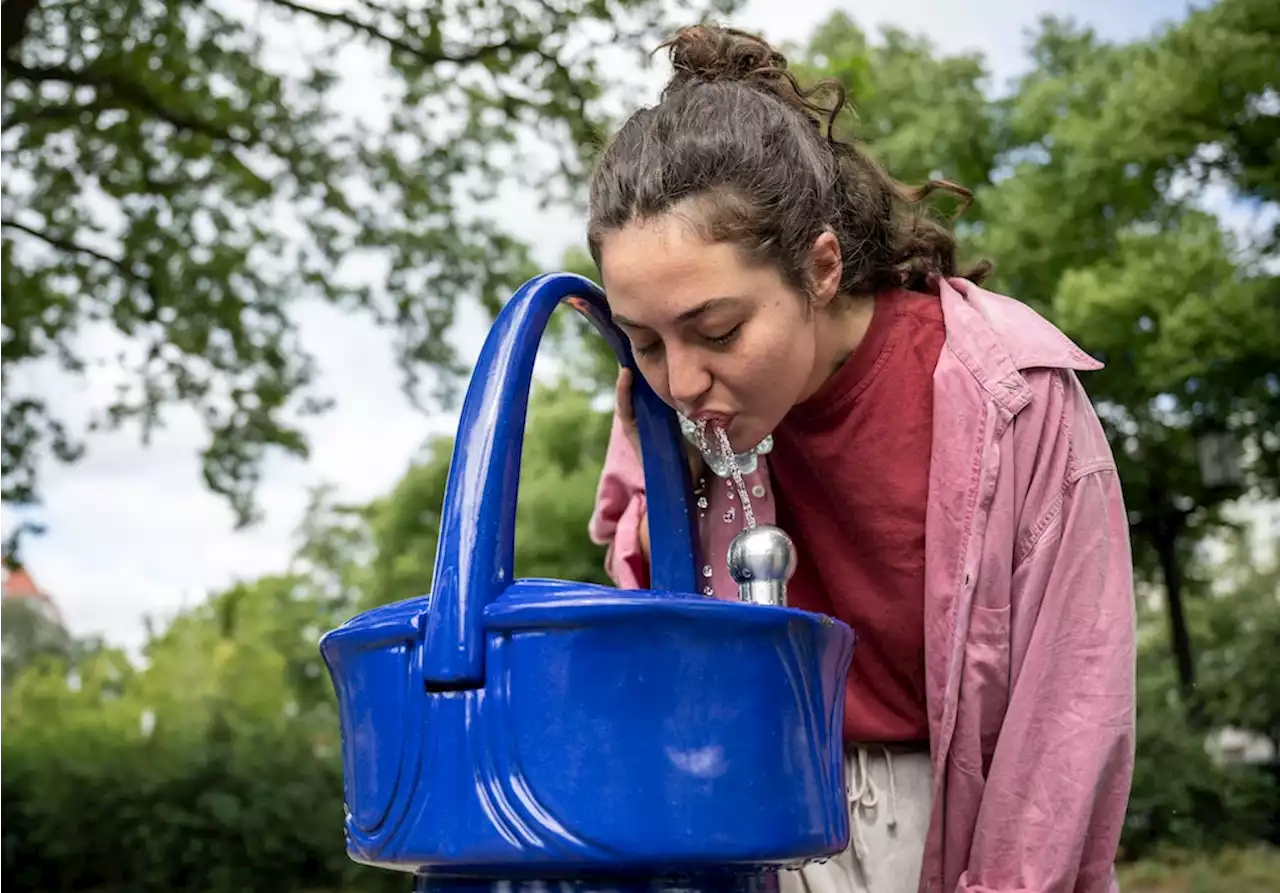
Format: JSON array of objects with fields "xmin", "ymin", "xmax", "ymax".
[{"xmin": 586, "ymin": 23, "xmax": 1136, "ymax": 893}]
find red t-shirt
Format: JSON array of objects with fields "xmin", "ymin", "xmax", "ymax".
[{"xmin": 771, "ymin": 289, "xmax": 944, "ymax": 744}]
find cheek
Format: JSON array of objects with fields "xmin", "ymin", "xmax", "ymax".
[
  {"xmin": 635, "ymin": 355, "xmax": 671, "ymax": 402},
  {"xmin": 731, "ymin": 306, "xmax": 815, "ymax": 395}
]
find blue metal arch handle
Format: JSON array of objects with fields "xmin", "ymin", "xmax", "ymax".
[{"xmin": 422, "ymin": 272, "xmax": 700, "ymax": 687}]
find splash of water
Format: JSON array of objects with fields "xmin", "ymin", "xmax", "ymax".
[
  {"xmin": 689, "ymin": 419, "xmax": 715, "ymax": 469},
  {"xmin": 713, "ymin": 425, "xmax": 757, "ymax": 529}
]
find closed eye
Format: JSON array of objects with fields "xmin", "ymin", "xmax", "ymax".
[
  {"xmin": 706, "ymin": 323, "xmax": 742, "ymax": 348},
  {"xmin": 633, "ymin": 322, "xmax": 740, "ymax": 358}
]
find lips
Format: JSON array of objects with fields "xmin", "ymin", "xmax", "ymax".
[
  {"xmin": 690, "ymin": 411, "xmax": 735, "ymax": 428},
  {"xmin": 690, "ymin": 414, "xmax": 741, "ymax": 454}
]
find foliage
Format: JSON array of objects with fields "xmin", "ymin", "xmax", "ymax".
[
  {"xmin": 547, "ymin": 245, "xmax": 621, "ymax": 396},
  {"xmin": 0, "ymin": 0, "xmax": 737, "ymax": 526},
  {"xmin": 1, "ymin": 707, "xmax": 395, "ymax": 893},
  {"xmin": 793, "ymin": 0, "xmax": 1279, "ymax": 702},
  {"xmin": 981, "ymin": 0, "xmax": 1279, "ymax": 601},
  {"xmin": 360, "ymin": 377, "xmax": 614, "ymax": 609},
  {"xmin": 1117, "ymin": 846, "xmax": 1280, "ymax": 893},
  {"xmin": 1194, "ymin": 537, "xmax": 1280, "ymax": 749},
  {"xmin": 788, "ymin": 13, "xmax": 997, "ymax": 204},
  {"xmin": 0, "ymin": 563, "xmax": 384, "ymax": 892},
  {"xmin": 1125, "ymin": 645, "xmax": 1275, "ymax": 859},
  {"xmin": 1123, "ymin": 540, "xmax": 1280, "ymax": 860},
  {"xmin": 0, "ymin": 377, "xmax": 615, "ymax": 893},
  {"xmin": 0, "ymin": 595, "xmax": 72, "ymax": 687},
  {"xmin": 796, "ymin": 0, "xmax": 1278, "ymax": 527}
]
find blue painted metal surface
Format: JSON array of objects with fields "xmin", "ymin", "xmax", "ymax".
[
  {"xmin": 414, "ymin": 873, "xmax": 782, "ymax": 893},
  {"xmin": 320, "ymin": 273, "xmax": 856, "ymax": 883}
]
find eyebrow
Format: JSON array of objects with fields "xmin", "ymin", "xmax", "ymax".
[{"xmin": 612, "ymin": 295, "xmax": 744, "ymax": 330}]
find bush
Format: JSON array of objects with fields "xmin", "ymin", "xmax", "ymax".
[
  {"xmin": 1121, "ymin": 647, "xmax": 1278, "ymax": 861},
  {"xmin": 1, "ymin": 724, "xmax": 408, "ymax": 893}
]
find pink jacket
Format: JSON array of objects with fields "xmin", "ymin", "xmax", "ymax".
[{"xmin": 588, "ymin": 277, "xmax": 1136, "ymax": 893}]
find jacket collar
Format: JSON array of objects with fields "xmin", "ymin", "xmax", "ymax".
[{"xmin": 936, "ymin": 276, "xmax": 1104, "ymax": 416}]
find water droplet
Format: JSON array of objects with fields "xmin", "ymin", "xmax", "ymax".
[
  {"xmin": 752, "ymin": 484, "xmax": 766, "ymax": 498},
  {"xmin": 702, "ymin": 564, "xmax": 713, "ymax": 578},
  {"xmin": 702, "ymin": 586, "xmax": 715, "ymax": 597},
  {"xmin": 727, "ymin": 489, "xmax": 735, "ymax": 500},
  {"xmin": 697, "ymin": 496, "xmax": 708, "ymax": 509},
  {"xmin": 723, "ymin": 507, "xmax": 736, "ymax": 522}
]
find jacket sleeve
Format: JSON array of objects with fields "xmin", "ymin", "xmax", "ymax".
[
  {"xmin": 960, "ymin": 374, "xmax": 1136, "ymax": 893},
  {"xmin": 588, "ymin": 412, "xmax": 650, "ymax": 589}
]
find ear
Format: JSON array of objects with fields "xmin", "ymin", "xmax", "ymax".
[{"xmin": 807, "ymin": 230, "xmax": 842, "ymax": 308}]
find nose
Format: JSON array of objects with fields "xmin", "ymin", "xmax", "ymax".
[{"xmin": 666, "ymin": 347, "xmax": 711, "ymax": 412}]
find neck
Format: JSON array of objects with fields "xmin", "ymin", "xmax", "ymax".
[{"xmin": 799, "ymin": 294, "xmax": 876, "ymax": 401}]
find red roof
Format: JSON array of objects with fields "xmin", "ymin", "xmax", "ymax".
[
  {"xmin": 1, "ymin": 559, "xmax": 62, "ymax": 622},
  {"xmin": 2, "ymin": 561, "xmax": 41, "ymax": 597}
]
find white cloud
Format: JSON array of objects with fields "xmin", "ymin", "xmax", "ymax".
[{"xmin": 2, "ymin": 0, "xmax": 1196, "ymax": 651}]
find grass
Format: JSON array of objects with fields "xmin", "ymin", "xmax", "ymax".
[{"xmin": 1118, "ymin": 846, "xmax": 1280, "ymax": 892}]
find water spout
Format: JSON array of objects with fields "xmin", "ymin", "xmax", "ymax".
[{"xmin": 726, "ymin": 525, "xmax": 797, "ymax": 607}]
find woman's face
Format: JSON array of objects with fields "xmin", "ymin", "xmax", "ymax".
[{"xmin": 599, "ymin": 214, "xmax": 843, "ymax": 454}]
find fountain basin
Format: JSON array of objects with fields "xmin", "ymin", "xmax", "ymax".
[{"xmin": 321, "ymin": 579, "xmax": 854, "ymax": 874}]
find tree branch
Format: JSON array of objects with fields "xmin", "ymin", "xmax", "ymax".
[
  {"xmin": 259, "ymin": 0, "xmax": 424, "ymax": 58},
  {"xmin": 258, "ymin": 0, "xmax": 545, "ymax": 66},
  {"xmin": 1, "ymin": 216, "xmax": 142, "ymax": 280},
  {"xmin": 2, "ymin": 58, "xmax": 261, "ymax": 148},
  {"xmin": 2, "ymin": 100, "xmax": 100, "ymax": 130}
]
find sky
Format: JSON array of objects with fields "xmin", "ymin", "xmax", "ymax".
[{"xmin": 3, "ymin": 0, "xmax": 1205, "ymax": 652}]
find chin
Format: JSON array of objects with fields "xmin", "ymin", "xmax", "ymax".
[{"xmin": 725, "ymin": 420, "xmax": 767, "ymax": 455}]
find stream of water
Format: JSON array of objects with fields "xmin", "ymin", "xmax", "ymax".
[
  {"xmin": 713, "ymin": 425, "xmax": 757, "ymax": 530},
  {"xmin": 691, "ymin": 419, "xmax": 758, "ymax": 530}
]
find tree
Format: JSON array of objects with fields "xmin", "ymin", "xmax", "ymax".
[
  {"xmin": 794, "ymin": 1, "xmax": 1279, "ymax": 709},
  {"xmin": 544, "ymin": 245, "xmax": 620, "ymax": 394},
  {"xmin": 0, "ymin": 552, "xmax": 380, "ymax": 893},
  {"xmin": 1123, "ymin": 532, "xmax": 1280, "ymax": 859},
  {"xmin": 360, "ymin": 378, "xmax": 614, "ymax": 609},
  {"xmin": 0, "ymin": 0, "xmax": 737, "ymax": 528},
  {"xmin": 982, "ymin": 2, "xmax": 1279, "ymax": 707},
  {"xmin": 1, "ymin": 377, "xmax": 619, "ymax": 892},
  {"xmin": 0, "ymin": 596, "xmax": 72, "ymax": 688},
  {"xmin": 788, "ymin": 12, "xmax": 997, "ymax": 200},
  {"xmin": 1196, "ymin": 535, "xmax": 1280, "ymax": 753},
  {"xmin": 1049, "ymin": 211, "xmax": 1277, "ymax": 704}
]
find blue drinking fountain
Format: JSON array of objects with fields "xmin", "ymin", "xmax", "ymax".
[{"xmin": 319, "ymin": 273, "xmax": 856, "ymax": 893}]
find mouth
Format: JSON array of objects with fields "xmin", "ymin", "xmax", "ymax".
[
  {"xmin": 686, "ymin": 412, "xmax": 743, "ymax": 455},
  {"xmin": 689, "ymin": 410, "xmax": 735, "ymax": 429}
]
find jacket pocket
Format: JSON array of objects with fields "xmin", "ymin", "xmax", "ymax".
[{"xmin": 952, "ymin": 603, "xmax": 1011, "ymax": 778}]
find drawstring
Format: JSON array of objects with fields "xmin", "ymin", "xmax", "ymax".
[{"xmin": 847, "ymin": 746, "xmax": 899, "ymax": 864}]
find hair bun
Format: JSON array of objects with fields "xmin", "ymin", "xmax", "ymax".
[{"xmin": 658, "ymin": 25, "xmax": 789, "ymax": 93}]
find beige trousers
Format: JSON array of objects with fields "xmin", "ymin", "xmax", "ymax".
[{"xmin": 780, "ymin": 746, "xmax": 934, "ymax": 893}]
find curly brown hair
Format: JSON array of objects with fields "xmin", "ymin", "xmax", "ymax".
[{"xmin": 587, "ymin": 24, "xmax": 990, "ymax": 301}]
